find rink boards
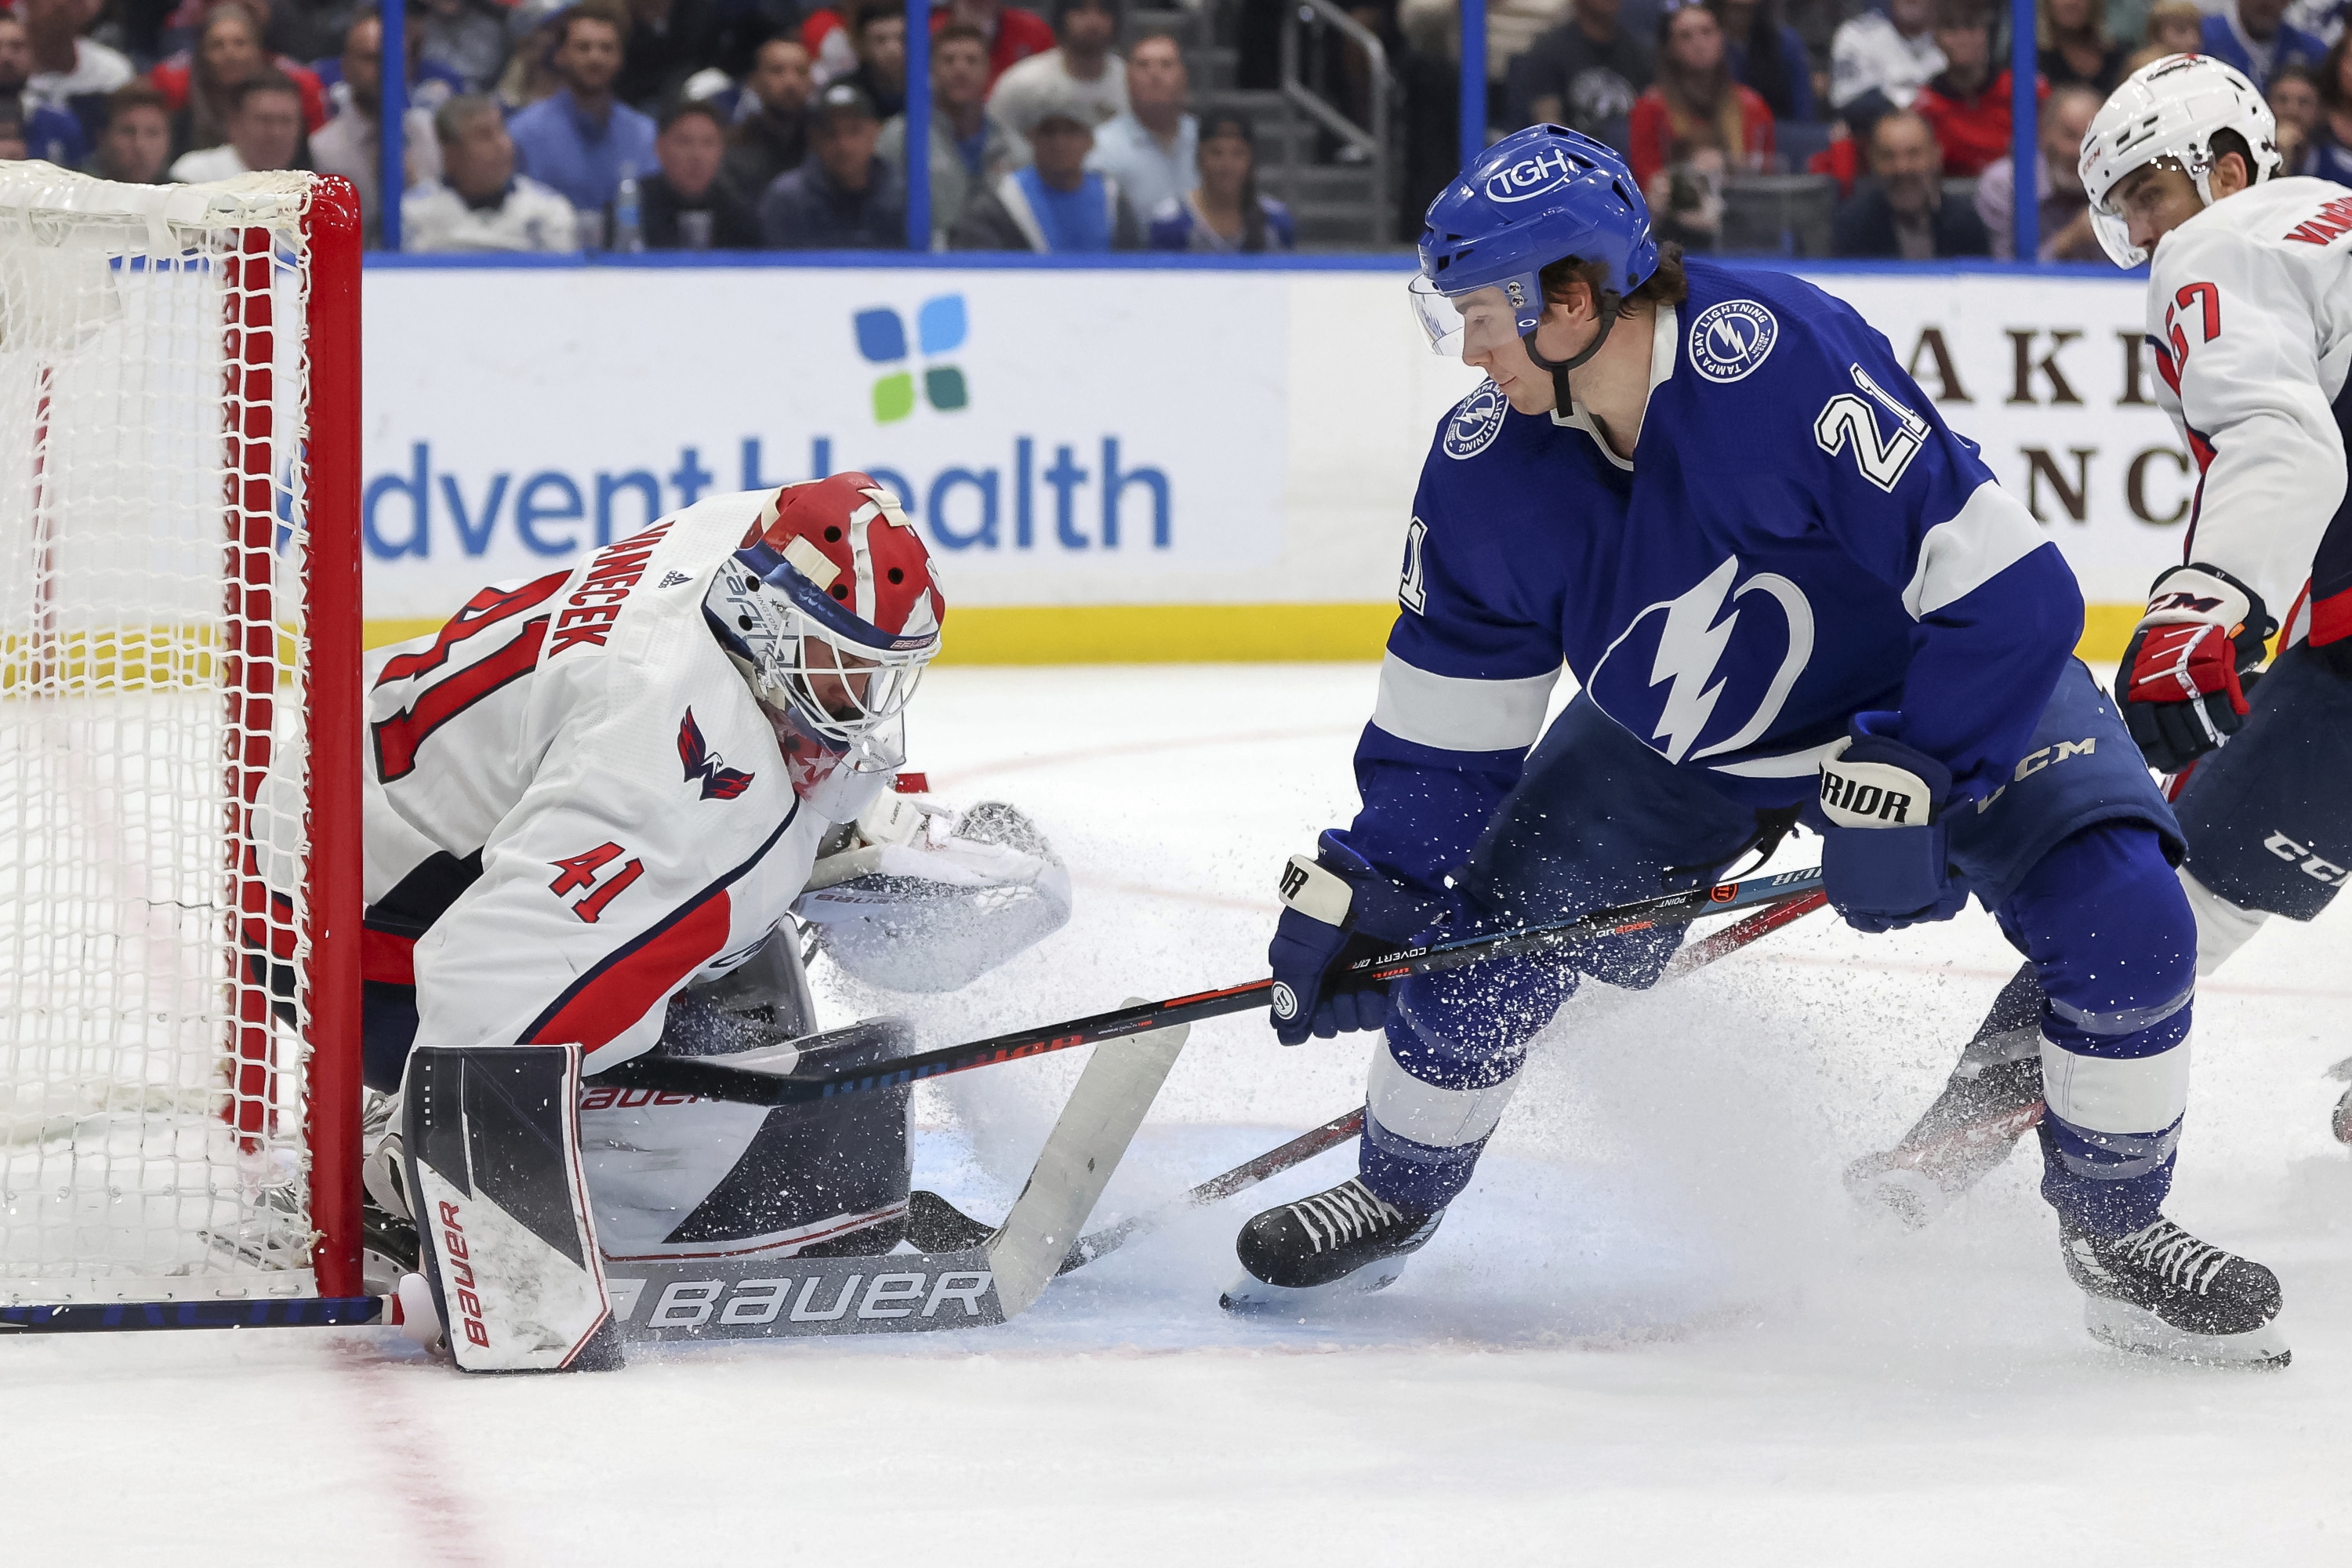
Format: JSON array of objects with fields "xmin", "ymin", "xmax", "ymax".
[{"xmin": 357, "ymin": 260, "xmax": 2186, "ymax": 662}]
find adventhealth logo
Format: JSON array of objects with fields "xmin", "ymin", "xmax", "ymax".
[
  {"xmin": 363, "ymin": 293, "xmax": 1181, "ymax": 562},
  {"xmin": 855, "ymin": 294, "xmax": 969, "ymax": 423}
]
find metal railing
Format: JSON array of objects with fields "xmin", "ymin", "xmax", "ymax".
[{"xmin": 1279, "ymin": 0, "xmax": 1392, "ymax": 246}]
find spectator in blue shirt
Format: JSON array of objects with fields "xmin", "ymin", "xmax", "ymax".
[
  {"xmin": 759, "ymin": 80, "xmax": 907, "ymax": 247},
  {"xmin": 1146, "ymin": 111, "xmax": 1295, "ymax": 252},
  {"xmin": 2201, "ymin": 0, "xmax": 2325, "ymax": 93},
  {"xmin": 949, "ymin": 79, "xmax": 1141, "ymax": 249},
  {"xmin": 507, "ymin": 0, "xmax": 659, "ymax": 234},
  {"xmin": 0, "ymin": 13, "xmax": 89, "ymax": 165}
]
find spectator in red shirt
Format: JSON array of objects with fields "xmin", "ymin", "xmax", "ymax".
[
  {"xmin": 808, "ymin": 0, "xmax": 1051, "ymax": 90},
  {"xmin": 942, "ymin": 0, "xmax": 1057, "ymax": 86},
  {"xmin": 1628, "ymin": 2, "xmax": 1773, "ymax": 198},
  {"xmin": 1912, "ymin": 0, "xmax": 2042, "ymax": 177},
  {"xmin": 148, "ymin": 2, "xmax": 329, "ymax": 154}
]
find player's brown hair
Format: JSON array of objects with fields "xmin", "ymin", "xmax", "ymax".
[{"xmin": 1538, "ymin": 241, "xmax": 1690, "ymax": 314}]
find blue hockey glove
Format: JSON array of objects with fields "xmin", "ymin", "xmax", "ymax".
[
  {"xmin": 1267, "ymin": 832, "xmax": 1430, "ymax": 1047},
  {"xmin": 1817, "ymin": 713, "xmax": 1967, "ymax": 935}
]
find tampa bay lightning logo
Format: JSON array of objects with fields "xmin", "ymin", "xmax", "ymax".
[
  {"xmin": 1587, "ymin": 557, "xmax": 1816, "ymax": 765},
  {"xmin": 1687, "ymin": 300, "xmax": 1778, "ymax": 384},
  {"xmin": 1443, "ymin": 381, "xmax": 1509, "ymax": 460}
]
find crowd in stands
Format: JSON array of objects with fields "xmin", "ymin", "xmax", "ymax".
[
  {"xmin": 1, "ymin": 0, "xmax": 2348, "ymax": 256},
  {"xmin": 1406, "ymin": 0, "xmax": 2352, "ymax": 256}
]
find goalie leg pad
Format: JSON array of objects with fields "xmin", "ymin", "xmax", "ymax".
[{"xmin": 401, "ymin": 1044, "xmax": 623, "ymax": 1374}]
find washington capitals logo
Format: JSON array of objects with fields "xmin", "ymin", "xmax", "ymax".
[{"xmin": 678, "ymin": 710, "xmax": 755, "ymax": 800}]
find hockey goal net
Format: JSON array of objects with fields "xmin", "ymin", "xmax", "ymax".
[{"xmin": 0, "ymin": 169, "xmax": 361, "ymax": 1306}]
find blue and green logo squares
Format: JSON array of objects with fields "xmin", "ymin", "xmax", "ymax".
[{"xmin": 853, "ymin": 294, "xmax": 971, "ymax": 424}]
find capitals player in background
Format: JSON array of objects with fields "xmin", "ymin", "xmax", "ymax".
[
  {"xmin": 341, "ymin": 474, "xmax": 1069, "ymax": 1292},
  {"xmin": 1852, "ymin": 55, "xmax": 2352, "ymax": 1217},
  {"xmin": 1232, "ymin": 125, "xmax": 2288, "ymax": 1364}
]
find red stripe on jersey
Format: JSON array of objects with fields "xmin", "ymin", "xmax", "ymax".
[
  {"xmin": 2310, "ymin": 586, "xmax": 2352, "ymax": 646},
  {"xmin": 376, "ymin": 571, "xmax": 568, "ymax": 685},
  {"xmin": 372, "ymin": 615, "xmax": 550, "ymax": 782},
  {"xmin": 517, "ymin": 806, "xmax": 804, "ymax": 1051},
  {"xmin": 362, "ymin": 926, "xmax": 418, "ymax": 985},
  {"xmin": 525, "ymin": 892, "xmax": 731, "ymax": 1050}
]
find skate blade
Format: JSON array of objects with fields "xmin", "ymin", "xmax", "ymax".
[
  {"xmin": 2082, "ymin": 1294, "xmax": 2291, "ymax": 1370},
  {"xmin": 1218, "ymin": 1264, "xmax": 1406, "ymax": 1318}
]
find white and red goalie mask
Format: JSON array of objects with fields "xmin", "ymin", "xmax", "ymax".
[{"xmin": 704, "ymin": 474, "xmax": 946, "ymax": 785}]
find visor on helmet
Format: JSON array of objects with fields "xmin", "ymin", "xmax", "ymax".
[{"xmin": 1407, "ymin": 272, "xmax": 1544, "ymax": 358}]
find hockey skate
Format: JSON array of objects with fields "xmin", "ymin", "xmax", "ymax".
[
  {"xmin": 1219, "ymin": 1178, "xmax": 1444, "ymax": 1316},
  {"xmin": 358, "ymin": 1089, "xmax": 420, "ymax": 1296},
  {"xmin": 2062, "ymin": 1218, "xmax": 2288, "ymax": 1368},
  {"xmin": 1845, "ymin": 967, "xmax": 2045, "ymax": 1228}
]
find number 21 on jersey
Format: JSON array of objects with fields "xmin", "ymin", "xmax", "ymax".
[{"xmin": 1815, "ymin": 364, "xmax": 1928, "ymax": 493}]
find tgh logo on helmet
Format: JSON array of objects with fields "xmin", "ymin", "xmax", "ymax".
[{"xmin": 1483, "ymin": 147, "xmax": 1580, "ymax": 203}]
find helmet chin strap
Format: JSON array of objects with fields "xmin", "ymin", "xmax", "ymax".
[{"xmin": 1523, "ymin": 292, "xmax": 1622, "ymax": 416}]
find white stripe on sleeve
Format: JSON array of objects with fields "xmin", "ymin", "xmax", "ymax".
[
  {"xmin": 1370, "ymin": 652, "xmax": 1559, "ymax": 753},
  {"xmin": 1900, "ymin": 481, "xmax": 2049, "ymax": 619},
  {"xmin": 2040, "ymin": 1033, "xmax": 2192, "ymax": 1137}
]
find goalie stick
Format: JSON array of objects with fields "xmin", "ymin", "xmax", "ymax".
[
  {"xmin": 0, "ymin": 1010, "xmax": 1191, "ymax": 1344},
  {"xmin": 609, "ymin": 866, "xmax": 1830, "ymax": 1112}
]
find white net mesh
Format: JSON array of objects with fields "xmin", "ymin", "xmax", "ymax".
[{"xmin": 0, "ymin": 170, "xmax": 328, "ymax": 1305}]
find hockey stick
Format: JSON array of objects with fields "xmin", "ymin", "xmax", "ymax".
[
  {"xmin": 612, "ymin": 865, "xmax": 1829, "ymax": 1111},
  {"xmin": 0, "ymin": 1012, "xmax": 1192, "ymax": 1344},
  {"xmin": 1058, "ymin": 886, "xmax": 1832, "ymax": 1273},
  {"xmin": 0, "ymin": 888, "xmax": 1825, "ymax": 1345}
]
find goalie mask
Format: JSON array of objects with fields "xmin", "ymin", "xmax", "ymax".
[{"xmin": 705, "ymin": 473, "xmax": 946, "ymax": 777}]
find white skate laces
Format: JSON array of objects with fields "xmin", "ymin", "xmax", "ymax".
[
  {"xmin": 2111, "ymin": 1219, "xmax": 2231, "ymax": 1295},
  {"xmin": 1284, "ymin": 1180, "xmax": 1406, "ymax": 1254}
]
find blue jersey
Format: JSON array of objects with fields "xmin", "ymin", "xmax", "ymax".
[{"xmin": 1352, "ymin": 259, "xmax": 2082, "ymax": 898}]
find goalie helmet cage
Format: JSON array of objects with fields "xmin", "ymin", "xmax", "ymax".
[{"xmin": 0, "ymin": 170, "xmax": 361, "ymax": 1307}]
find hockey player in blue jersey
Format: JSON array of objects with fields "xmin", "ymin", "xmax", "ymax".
[{"xmin": 1227, "ymin": 125, "xmax": 2288, "ymax": 1365}]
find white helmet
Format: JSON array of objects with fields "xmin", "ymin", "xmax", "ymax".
[{"xmin": 2080, "ymin": 53, "xmax": 2281, "ymax": 267}]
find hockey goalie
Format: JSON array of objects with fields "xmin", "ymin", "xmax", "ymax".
[{"xmin": 335, "ymin": 473, "xmax": 1069, "ymax": 1369}]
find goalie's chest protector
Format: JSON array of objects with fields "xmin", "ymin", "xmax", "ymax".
[
  {"xmin": 1413, "ymin": 263, "xmax": 1968, "ymax": 804},
  {"xmin": 511, "ymin": 497, "xmax": 837, "ymax": 981}
]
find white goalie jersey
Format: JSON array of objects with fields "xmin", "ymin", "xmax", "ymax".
[
  {"xmin": 361, "ymin": 490, "xmax": 866, "ymax": 1071},
  {"xmin": 2146, "ymin": 175, "xmax": 2352, "ymax": 645}
]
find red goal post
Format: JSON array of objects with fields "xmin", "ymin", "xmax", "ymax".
[{"xmin": 0, "ymin": 169, "xmax": 361, "ymax": 1306}]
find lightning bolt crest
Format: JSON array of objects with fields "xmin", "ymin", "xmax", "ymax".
[
  {"xmin": 1647, "ymin": 557, "xmax": 1742, "ymax": 763},
  {"xmin": 1708, "ymin": 318, "xmax": 1750, "ymax": 361}
]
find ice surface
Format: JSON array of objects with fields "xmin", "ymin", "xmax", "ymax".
[{"xmin": 11, "ymin": 664, "xmax": 2351, "ymax": 1563}]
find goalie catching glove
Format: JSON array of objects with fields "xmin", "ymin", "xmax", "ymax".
[
  {"xmin": 795, "ymin": 795, "xmax": 1072, "ymax": 993},
  {"xmin": 2114, "ymin": 564, "xmax": 2274, "ymax": 773},
  {"xmin": 1817, "ymin": 713, "xmax": 1966, "ymax": 933}
]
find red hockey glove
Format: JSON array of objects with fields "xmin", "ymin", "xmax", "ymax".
[{"xmin": 2114, "ymin": 564, "xmax": 2274, "ymax": 774}]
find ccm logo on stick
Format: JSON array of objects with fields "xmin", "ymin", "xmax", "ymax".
[{"xmin": 437, "ymin": 1201, "xmax": 491, "ymax": 1349}]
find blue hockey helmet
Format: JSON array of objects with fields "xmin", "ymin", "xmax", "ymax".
[{"xmin": 1410, "ymin": 125, "xmax": 1658, "ymax": 358}]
